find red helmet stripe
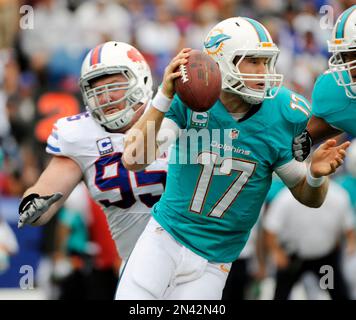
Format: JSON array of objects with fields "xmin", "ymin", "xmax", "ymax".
[{"xmin": 90, "ymin": 44, "xmax": 104, "ymax": 66}]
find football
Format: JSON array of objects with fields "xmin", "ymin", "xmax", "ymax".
[{"xmin": 174, "ymin": 50, "xmax": 221, "ymax": 112}]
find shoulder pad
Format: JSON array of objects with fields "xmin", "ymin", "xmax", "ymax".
[
  {"xmin": 312, "ymin": 72, "xmax": 350, "ymax": 117},
  {"xmin": 274, "ymin": 86, "xmax": 312, "ymax": 124}
]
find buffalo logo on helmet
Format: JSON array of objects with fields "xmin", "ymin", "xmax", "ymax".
[{"xmin": 127, "ymin": 48, "xmax": 145, "ymax": 63}]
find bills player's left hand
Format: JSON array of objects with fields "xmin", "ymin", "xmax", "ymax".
[
  {"xmin": 310, "ymin": 139, "xmax": 350, "ymax": 178},
  {"xmin": 18, "ymin": 193, "xmax": 63, "ymax": 228}
]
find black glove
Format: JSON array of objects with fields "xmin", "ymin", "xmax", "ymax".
[
  {"xmin": 292, "ymin": 130, "xmax": 313, "ymax": 162},
  {"xmin": 18, "ymin": 193, "xmax": 63, "ymax": 228}
]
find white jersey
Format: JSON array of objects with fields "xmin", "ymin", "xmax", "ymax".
[{"xmin": 46, "ymin": 112, "xmax": 167, "ymax": 259}]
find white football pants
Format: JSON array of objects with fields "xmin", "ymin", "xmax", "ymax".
[{"xmin": 115, "ymin": 217, "xmax": 231, "ymax": 300}]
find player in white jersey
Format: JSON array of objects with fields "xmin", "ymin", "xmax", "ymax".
[{"xmin": 17, "ymin": 41, "xmax": 167, "ymax": 261}]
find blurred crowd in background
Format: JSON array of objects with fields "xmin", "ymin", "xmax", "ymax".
[{"xmin": 0, "ymin": 0, "xmax": 356, "ymax": 300}]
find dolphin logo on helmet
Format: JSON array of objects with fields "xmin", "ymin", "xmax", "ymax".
[
  {"xmin": 204, "ymin": 33, "xmax": 231, "ymax": 49},
  {"xmin": 328, "ymin": 5, "xmax": 356, "ymax": 99}
]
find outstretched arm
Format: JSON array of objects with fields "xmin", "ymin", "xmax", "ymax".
[
  {"xmin": 290, "ymin": 139, "xmax": 350, "ymax": 208},
  {"xmin": 18, "ymin": 156, "xmax": 82, "ymax": 227},
  {"xmin": 293, "ymin": 116, "xmax": 344, "ymax": 162},
  {"xmin": 307, "ymin": 116, "xmax": 342, "ymax": 145}
]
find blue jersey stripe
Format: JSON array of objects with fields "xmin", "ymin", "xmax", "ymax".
[
  {"xmin": 47, "ymin": 144, "xmax": 61, "ymax": 153},
  {"xmin": 244, "ymin": 18, "xmax": 269, "ymax": 42},
  {"xmin": 335, "ymin": 5, "xmax": 356, "ymax": 39}
]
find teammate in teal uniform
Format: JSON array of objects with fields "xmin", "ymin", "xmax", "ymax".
[
  {"xmin": 337, "ymin": 139, "xmax": 356, "ymax": 213},
  {"xmin": 118, "ymin": 17, "xmax": 349, "ymax": 300},
  {"xmin": 294, "ymin": 6, "xmax": 356, "ymax": 161}
]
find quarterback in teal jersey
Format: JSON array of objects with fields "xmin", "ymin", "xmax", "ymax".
[
  {"xmin": 294, "ymin": 6, "xmax": 356, "ymax": 161},
  {"xmin": 118, "ymin": 17, "xmax": 349, "ymax": 300}
]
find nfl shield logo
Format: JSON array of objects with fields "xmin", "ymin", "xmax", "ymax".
[{"xmin": 229, "ymin": 129, "xmax": 239, "ymax": 139}]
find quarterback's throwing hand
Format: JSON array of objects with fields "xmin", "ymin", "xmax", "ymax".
[
  {"xmin": 310, "ymin": 139, "xmax": 350, "ymax": 177},
  {"xmin": 18, "ymin": 193, "xmax": 63, "ymax": 228}
]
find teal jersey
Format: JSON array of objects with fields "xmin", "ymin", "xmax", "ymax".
[
  {"xmin": 0, "ymin": 147, "xmax": 3, "ymax": 170},
  {"xmin": 336, "ymin": 174, "xmax": 356, "ymax": 214},
  {"xmin": 152, "ymin": 86, "xmax": 311, "ymax": 263},
  {"xmin": 312, "ymin": 71, "xmax": 356, "ymax": 137},
  {"xmin": 58, "ymin": 208, "xmax": 88, "ymax": 254}
]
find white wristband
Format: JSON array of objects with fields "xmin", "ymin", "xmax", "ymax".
[
  {"xmin": 306, "ymin": 164, "xmax": 326, "ymax": 187},
  {"xmin": 152, "ymin": 89, "xmax": 172, "ymax": 113}
]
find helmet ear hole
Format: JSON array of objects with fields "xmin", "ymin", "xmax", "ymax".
[{"xmin": 232, "ymin": 56, "xmax": 240, "ymax": 66}]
